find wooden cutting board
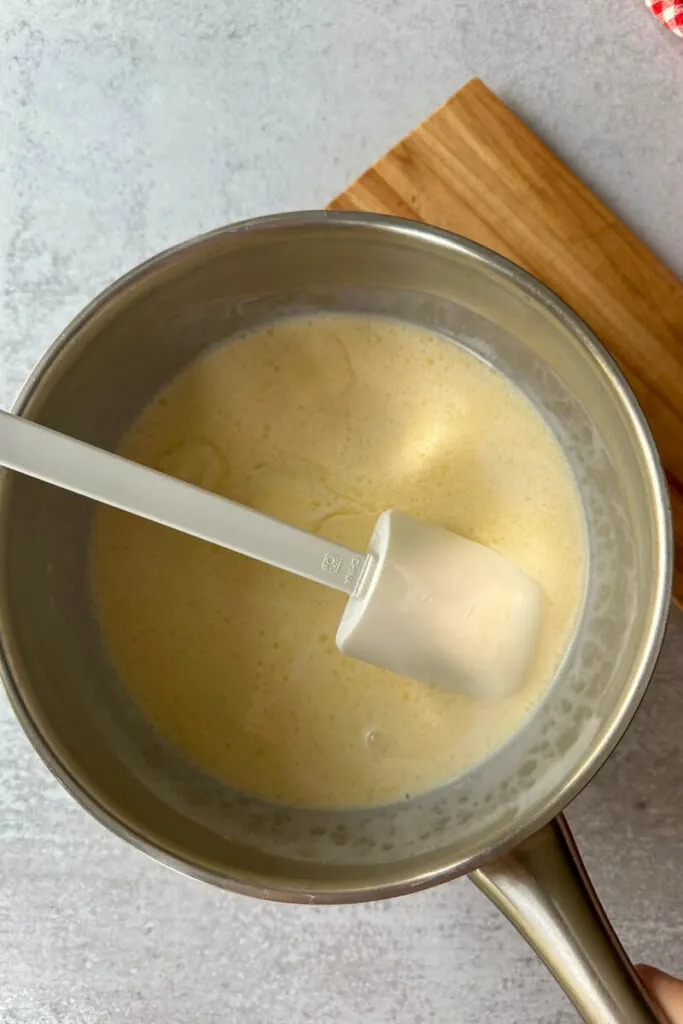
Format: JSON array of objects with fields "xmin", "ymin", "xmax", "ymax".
[{"xmin": 329, "ymin": 78, "xmax": 683, "ymax": 608}]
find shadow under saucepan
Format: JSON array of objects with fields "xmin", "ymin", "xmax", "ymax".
[{"xmin": 567, "ymin": 604, "xmax": 683, "ymax": 976}]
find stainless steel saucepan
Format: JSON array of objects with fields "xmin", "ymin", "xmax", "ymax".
[{"xmin": 0, "ymin": 212, "xmax": 672, "ymax": 1022}]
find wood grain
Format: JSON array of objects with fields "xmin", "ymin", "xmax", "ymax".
[{"xmin": 329, "ymin": 78, "xmax": 683, "ymax": 608}]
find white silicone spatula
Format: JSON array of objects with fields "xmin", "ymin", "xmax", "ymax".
[{"xmin": 0, "ymin": 410, "xmax": 542, "ymax": 699}]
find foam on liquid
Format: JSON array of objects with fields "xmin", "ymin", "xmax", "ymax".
[{"xmin": 90, "ymin": 315, "xmax": 586, "ymax": 808}]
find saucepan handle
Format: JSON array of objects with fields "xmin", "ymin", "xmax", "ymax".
[{"xmin": 470, "ymin": 814, "xmax": 668, "ymax": 1023}]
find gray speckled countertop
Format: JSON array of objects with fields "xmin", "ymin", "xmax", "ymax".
[{"xmin": 1, "ymin": 3, "xmax": 683, "ymax": 1022}]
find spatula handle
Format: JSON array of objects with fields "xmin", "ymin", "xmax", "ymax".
[{"xmin": 0, "ymin": 410, "xmax": 367, "ymax": 595}]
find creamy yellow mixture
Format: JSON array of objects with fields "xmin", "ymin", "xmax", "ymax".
[{"xmin": 91, "ymin": 315, "xmax": 585, "ymax": 808}]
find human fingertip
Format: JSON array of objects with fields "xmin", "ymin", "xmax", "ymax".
[{"xmin": 636, "ymin": 963, "xmax": 683, "ymax": 1021}]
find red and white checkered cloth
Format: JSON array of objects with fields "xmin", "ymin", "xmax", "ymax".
[{"xmin": 646, "ymin": 0, "xmax": 683, "ymax": 36}]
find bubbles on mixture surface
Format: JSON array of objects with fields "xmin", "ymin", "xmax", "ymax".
[{"xmin": 90, "ymin": 312, "xmax": 587, "ymax": 812}]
